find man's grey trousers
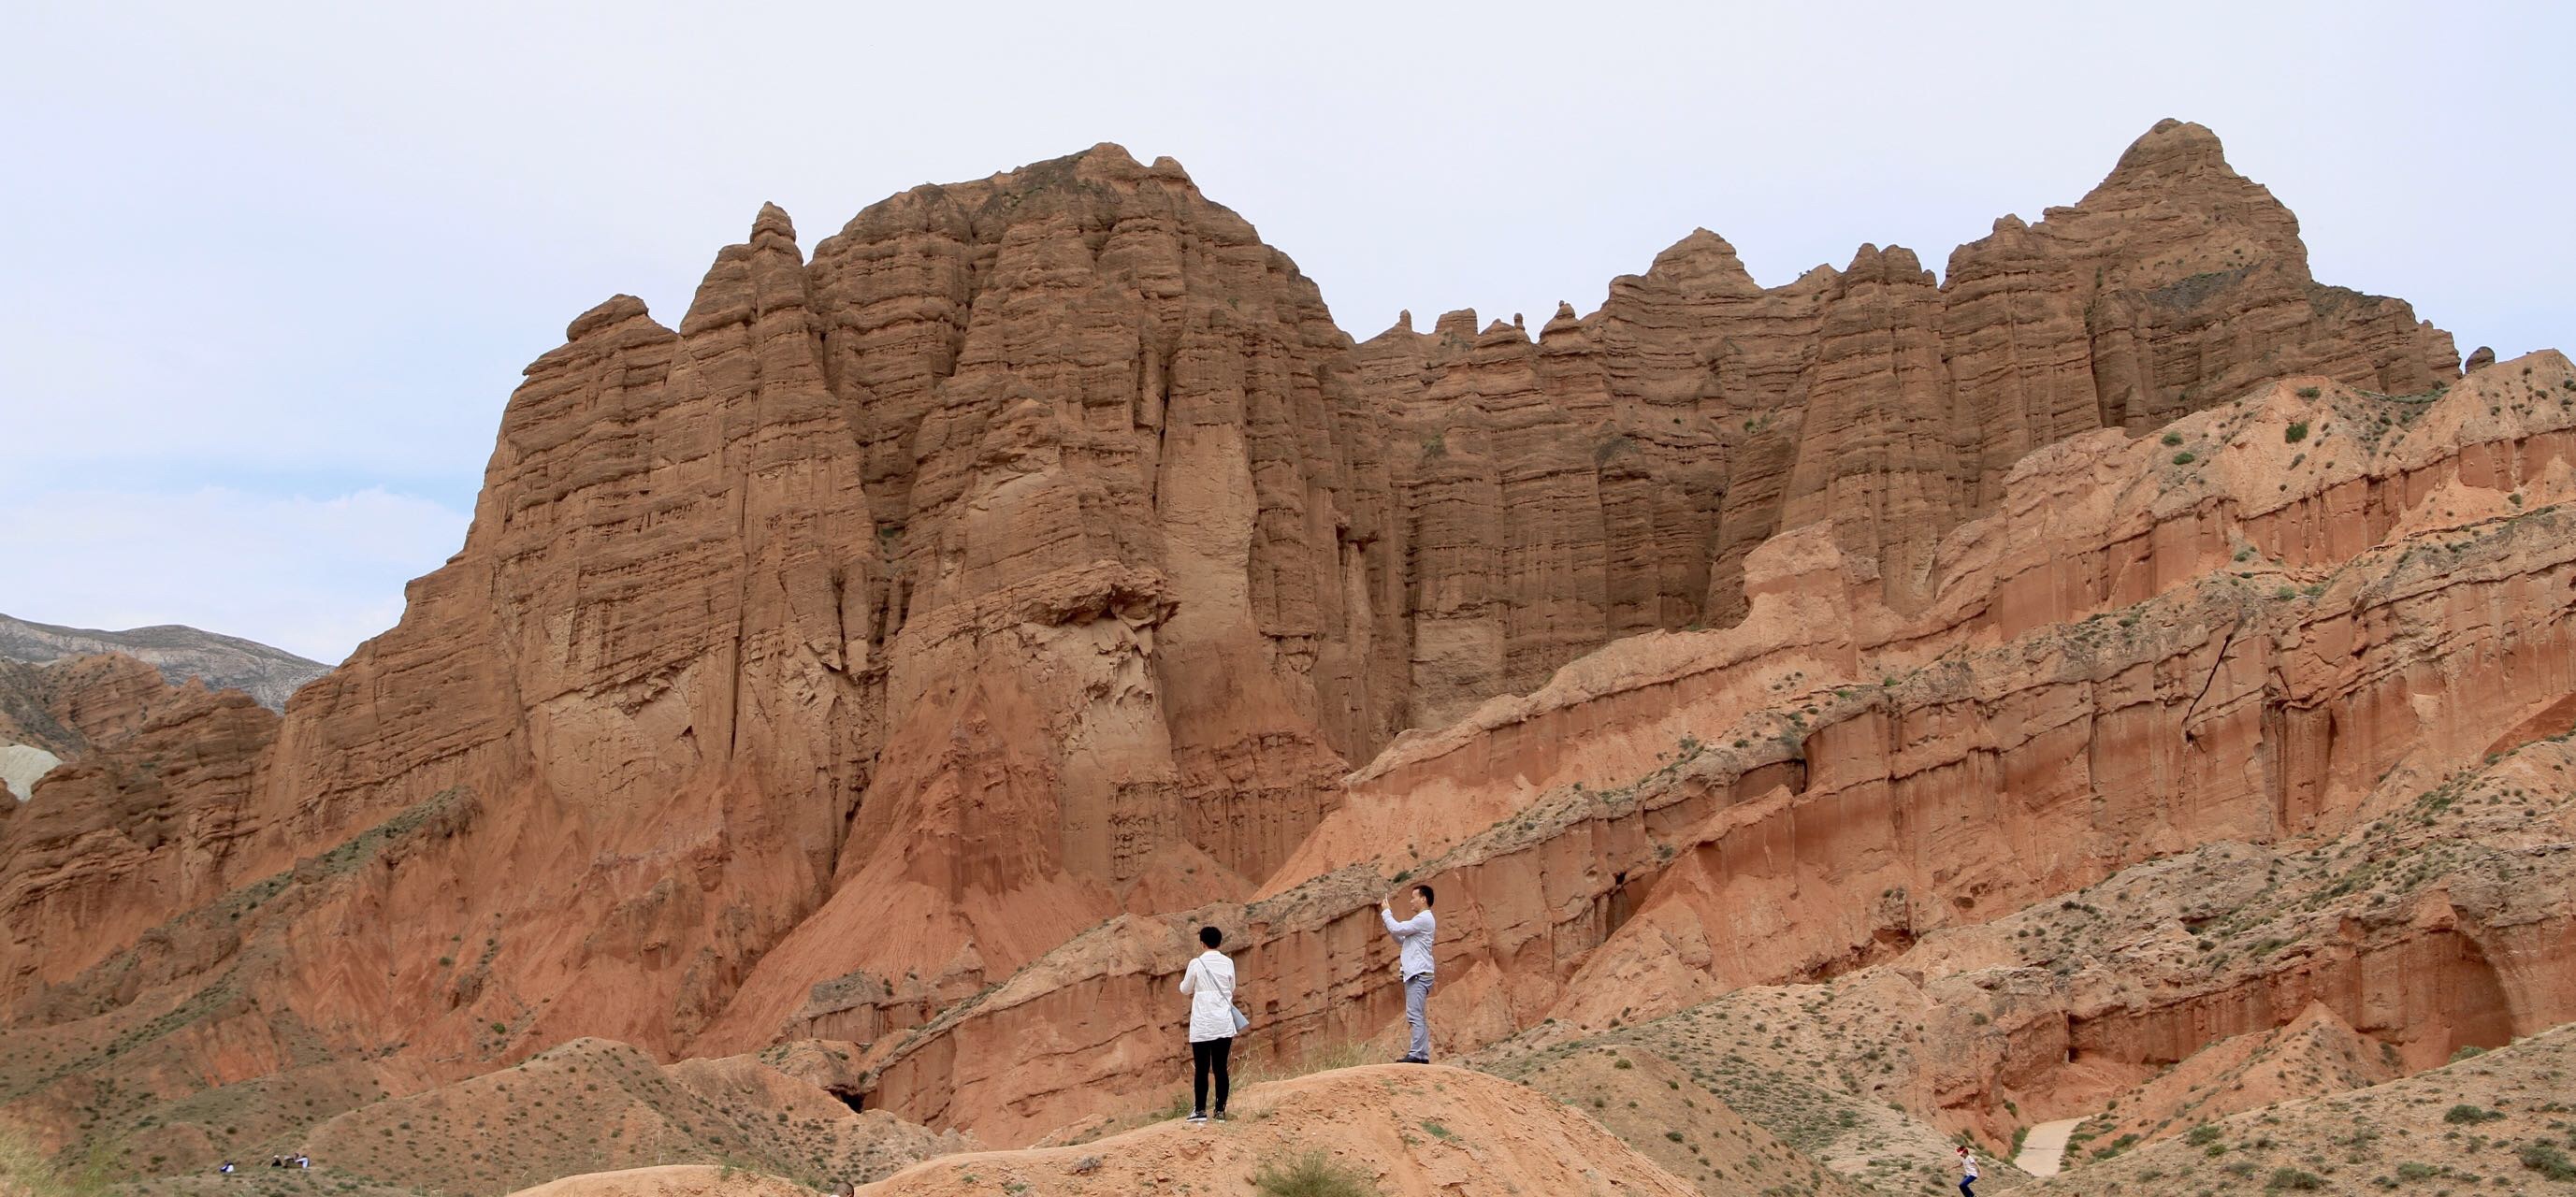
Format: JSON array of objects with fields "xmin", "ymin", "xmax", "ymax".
[{"xmin": 1405, "ymin": 972, "xmax": 1435, "ymax": 1059}]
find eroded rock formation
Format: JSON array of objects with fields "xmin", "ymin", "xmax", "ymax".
[
  {"xmin": 855, "ymin": 354, "xmax": 2576, "ymax": 1144},
  {"xmin": 1357, "ymin": 120, "xmax": 2458, "ymax": 722},
  {"xmin": 0, "ymin": 656, "xmax": 274, "ymax": 976},
  {"xmin": 0, "ymin": 120, "xmax": 2529, "ymax": 1188}
]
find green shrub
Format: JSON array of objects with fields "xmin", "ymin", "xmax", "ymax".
[
  {"xmin": 2267, "ymin": 1166, "xmax": 2326, "ymax": 1190},
  {"xmin": 2186, "ymin": 1124, "xmax": 2222, "ymax": 1147},
  {"xmin": 2521, "ymin": 1140, "xmax": 2576, "ymax": 1180},
  {"xmin": 2173, "ymin": 452, "xmax": 2197, "ymax": 465},
  {"xmin": 1253, "ymin": 1150, "xmax": 1382, "ymax": 1197},
  {"xmin": 2444, "ymin": 1103, "xmax": 2506, "ymax": 1125},
  {"xmin": 2296, "ymin": 386, "xmax": 2322, "ymax": 398},
  {"xmin": 2284, "ymin": 422, "xmax": 2309, "ymax": 443},
  {"xmin": 2162, "ymin": 431, "xmax": 2185, "ymax": 446}
]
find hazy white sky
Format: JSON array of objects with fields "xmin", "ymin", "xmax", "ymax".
[{"xmin": 4, "ymin": 1, "xmax": 2569, "ymax": 664}]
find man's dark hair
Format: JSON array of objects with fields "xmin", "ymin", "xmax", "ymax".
[
  {"xmin": 1198, "ymin": 925, "xmax": 1223, "ymax": 948},
  {"xmin": 1413, "ymin": 884, "xmax": 1435, "ymax": 907}
]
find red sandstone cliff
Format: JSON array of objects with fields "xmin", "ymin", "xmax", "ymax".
[
  {"xmin": 856, "ymin": 353, "xmax": 2576, "ymax": 1144},
  {"xmin": 1355, "ymin": 120, "xmax": 2456, "ymax": 725},
  {"xmin": 0, "ymin": 653, "xmax": 200, "ymax": 763},
  {"xmin": 0, "ymin": 122, "xmax": 2521, "ymax": 1185}
]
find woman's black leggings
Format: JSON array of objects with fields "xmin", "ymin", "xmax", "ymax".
[{"xmin": 1192, "ymin": 1036, "xmax": 1233, "ymax": 1114}]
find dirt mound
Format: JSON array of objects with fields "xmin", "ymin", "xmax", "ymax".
[
  {"xmin": 856, "ymin": 1064, "xmax": 1694, "ymax": 1197},
  {"xmin": 75, "ymin": 1038, "xmax": 952, "ymax": 1197},
  {"xmin": 510, "ymin": 1164, "xmax": 817, "ymax": 1197},
  {"xmin": 281, "ymin": 1039, "xmax": 948, "ymax": 1195}
]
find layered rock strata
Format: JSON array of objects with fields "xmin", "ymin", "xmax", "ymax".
[
  {"xmin": 1357, "ymin": 120, "xmax": 2456, "ymax": 722},
  {"xmin": 0, "ymin": 121, "xmax": 2495, "ymax": 1173},
  {"xmin": 856, "ymin": 355, "xmax": 2576, "ymax": 1144}
]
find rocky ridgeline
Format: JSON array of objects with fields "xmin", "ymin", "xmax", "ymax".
[{"xmin": 0, "ymin": 613, "xmax": 330, "ymax": 712}]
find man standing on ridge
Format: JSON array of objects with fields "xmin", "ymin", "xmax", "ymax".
[{"xmin": 1381, "ymin": 882, "xmax": 1437, "ymax": 1062}]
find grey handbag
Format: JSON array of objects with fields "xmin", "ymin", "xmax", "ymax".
[{"xmin": 1231, "ymin": 1004, "xmax": 1251, "ymax": 1034}]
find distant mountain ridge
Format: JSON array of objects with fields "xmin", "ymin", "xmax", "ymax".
[{"xmin": 0, "ymin": 612, "xmax": 328, "ymax": 711}]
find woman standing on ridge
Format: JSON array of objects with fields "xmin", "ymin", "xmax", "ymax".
[{"xmin": 1178, "ymin": 924, "xmax": 1240, "ymax": 1124}]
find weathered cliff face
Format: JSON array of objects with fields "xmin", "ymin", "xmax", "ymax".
[
  {"xmin": 0, "ymin": 673, "xmax": 277, "ymax": 999},
  {"xmin": 0, "ymin": 147, "xmax": 1392, "ymax": 1084},
  {"xmin": 855, "ymin": 354, "xmax": 2576, "ymax": 1145},
  {"xmin": 1353, "ymin": 120, "xmax": 2460, "ymax": 723},
  {"xmin": 0, "ymin": 120, "xmax": 2507, "ymax": 1175}
]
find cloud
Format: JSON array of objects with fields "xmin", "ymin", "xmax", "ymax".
[{"xmin": 0, "ymin": 485, "xmax": 470, "ymax": 665}]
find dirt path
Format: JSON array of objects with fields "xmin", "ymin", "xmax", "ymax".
[{"xmin": 2014, "ymin": 1117, "xmax": 2088, "ymax": 1176}]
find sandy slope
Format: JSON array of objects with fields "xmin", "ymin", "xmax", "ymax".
[
  {"xmin": 857, "ymin": 1064, "xmax": 1695, "ymax": 1197},
  {"xmin": 1498, "ymin": 1043, "xmax": 1871, "ymax": 1196},
  {"xmin": 509, "ymin": 1164, "xmax": 817, "ymax": 1197}
]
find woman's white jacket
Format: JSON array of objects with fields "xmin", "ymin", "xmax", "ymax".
[{"xmin": 1179, "ymin": 950, "xmax": 1237, "ymax": 1043}]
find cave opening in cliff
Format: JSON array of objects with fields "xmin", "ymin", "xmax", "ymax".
[{"xmin": 830, "ymin": 1088, "xmax": 865, "ymax": 1114}]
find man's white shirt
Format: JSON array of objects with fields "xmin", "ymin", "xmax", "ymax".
[{"xmin": 1382, "ymin": 906, "xmax": 1436, "ymax": 977}]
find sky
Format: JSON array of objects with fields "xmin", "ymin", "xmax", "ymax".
[{"xmin": 3, "ymin": 1, "xmax": 2569, "ymax": 664}]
